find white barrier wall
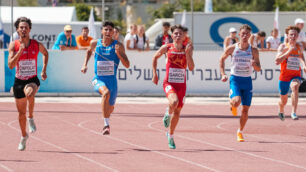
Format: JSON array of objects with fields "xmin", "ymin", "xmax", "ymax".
[{"xmin": 1, "ymin": 50, "xmax": 305, "ymax": 96}]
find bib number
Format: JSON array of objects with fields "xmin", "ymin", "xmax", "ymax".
[
  {"xmin": 97, "ymin": 61, "xmax": 114, "ymax": 76},
  {"xmin": 168, "ymin": 68, "xmax": 185, "ymax": 83},
  {"xmin": 19, "ymin": 60, "xmax": 36, "ymax": 77},
  {"xmin": 287, "ymin": 57, "xmax": 300, "ymax": 71}
]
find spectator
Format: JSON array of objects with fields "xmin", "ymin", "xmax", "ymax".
[
  {"xmin": 249, "ymin": 31, "xmax": 266, "ymax": 49},
  {"xmin": 52, "ymin": 25, "xmax": 78, "ymax": 50},
  {"xmin": 154, "ymin": 21, "xmax": 173, "ymax": 50},
  {"xmin": 266, "ymin": 28, "xmax": 280, "ymax": 51},
  {"xmin": 76, "ymin": 26, "xmax": 93, "ymax": 50},
  {"xmin": 113, "ymin": 26, "xmax": 124, "ymax": 43},
  {"xmin": 285, "ymin": 18, "xmax": 305, "ymax": 50},
  {"xmin": 223, "ymin": 27, "xmax": 239, "ymax": 50},
  {"xmin": 124, "ymin": 24, "xmax": 137, "ymax": 50},
  {"xmin": 135, "ymin": 25, "xmax": 150, "ymax": 51},
  {"xmin": 182, "ymin": 27, "xmax": 192, "ymax": 46}
]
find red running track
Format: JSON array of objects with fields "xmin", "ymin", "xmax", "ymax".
[{"xmin": 0, "ymin": 102, "xmax": 306, "ymax": 172}]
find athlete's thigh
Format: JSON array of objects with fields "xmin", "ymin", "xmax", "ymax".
[
  {"xmin": 279, "ymin": 80, "xmax": 290, "ymax": 95},
  {"xmin": 229, "ymin": 79, "xmax": 241, "ymax": 99},
  {"xmin": 240, "ymin": 89, "xmax": 253, "ymax": 106},
  {"xmin": 290, "ymin": 77, "xmax": 301, "ymax": 90},
  {"xmin": 163, "ymin": 83, "xmax": 179, "ymax": 103}
]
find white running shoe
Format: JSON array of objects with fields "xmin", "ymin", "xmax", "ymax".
[
  {"xmin": 28, "ymin": 118, "xmax": 36, "ymax": 133},
  {"xmin": 18, "ymin": 134, "xmax": 29, "ymax": 151}
]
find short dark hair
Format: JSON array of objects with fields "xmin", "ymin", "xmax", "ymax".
[
  {"xmin": 82, "ymin": 26, "xmax": 89, "ymax": 30},
  {"xmin": 14, "ymin": 17, "xmax": 32, "ymax": 30},
  {"xmin": 182, "ymin": 27, "xmax": 188, "ymax": 32},
  {"xmin": 103, "ymin": 21, "xmax": 114, "ymax": 28},
  {"xmin": 257, "ymin": 31, "xmax": 266, "ymax": 37},
  {"xmin": 171, "ymin": 24, "xmax": 184, "ymax": 33},
  {"xmin": 285, "ymin": 25, "xmax": 300, "ymax": 34},
  {"xmin": 239, "ymin": 24, "xmax": 251, "ymax": 32},
  {"xmin": 162, "ymin": 22, "xmax": 170, "ymax": 27}
]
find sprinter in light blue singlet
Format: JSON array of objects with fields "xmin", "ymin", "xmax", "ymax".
[
  {"xmin": 219, "ymin": 24, "xmax": 261, "ymax": 142},
  {"xmin": 81, "ymin": 21, "xmax": 130, "ymax": 135}
]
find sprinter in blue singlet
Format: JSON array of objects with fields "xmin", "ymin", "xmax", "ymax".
[{"xmin": 81, "ymin": 21, "xmax": 130, "ymax": 135}]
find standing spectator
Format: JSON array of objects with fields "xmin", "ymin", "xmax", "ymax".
[
  {"xmin": 76, "ymin": 26, "xmax": 93, "ymax": 50},
  {"xmin": 124, "ymin": 24, "xmax": 137, "ymax": 50},
  {"xmin": 52, "ymin": 25, "xmax": 78, "ymax": 50},
  {"xmin": 249, "ymin": 31, "xmax": 266, "ymax": 49},
  {"xmin": 266, "ymin": 29, "xmax": 280, "ymax": 51},
  {"xmin": 223, "ymin": 27, "xmax": 239, "ymax": 50},
  {"xmin": 113, "ymin": 26, "xmax": 124, "ymax": 43},
  {"xmin": 135, "ymin": 25, "xmax": 150, "ymax": 51},
  {"xmin": 285, "ymin": 18, "xmax": 305, "ymax": 50},
  {"xmin": 154, "ymin": 21, "xmax": 173, "ymax": 50}
]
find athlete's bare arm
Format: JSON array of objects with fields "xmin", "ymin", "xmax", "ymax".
[
  {"xmin": 219, "ymin": 45, "xmax": 235, "ymax": 82},
  {"xmin": 185, "ymin": 43, "xmax": 194, "ymax": 71},
  {"xmin": 8, "ymin": 42, "xmax": 24, "ymax": 69},
  {"xmin": 300, "ymin": 53, "xmax": 306, "ymax": 73},
  {"xmin": 275, "ymin": 43, "xmax": 293, "ymax": 65},
  {"xmin": 152, "ymin": 45, "xmax": 168, "ymax": 85},
  {"xmin": 38, "ymin": 42, "xmax": 49, "ymax": 80},
  {"xmin": 81, "ymin": 39, "xmax": 97, "ymax": 74},
  {"xmin": 115, "ymin": 42, "xmax": 130, "ymax": 68},
  {"xmin": 251, "ymin": 47, "xmax": 261, "ymax": 72}
]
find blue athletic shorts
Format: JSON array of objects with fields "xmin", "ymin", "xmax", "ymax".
[
  {"xmin": 229, "ymin": 75, "xmax": 253, "ymax": 106},
  {"xmin": 278, "ymin": 77, "xmax": 301, "ymax": 95},
  {"xmin": 92, "ymin": 77, "xmax": 118, "ymax": 106}
]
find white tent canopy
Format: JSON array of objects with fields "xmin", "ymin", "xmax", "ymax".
[{"xmin": 0, "ymin": 6, "xmax": 77, "ymax": 23}]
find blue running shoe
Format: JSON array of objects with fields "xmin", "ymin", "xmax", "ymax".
[
  {"xmin": 291, "ymin": 113, "xmax": 299, "ymax": 120},
  {"xmin": 278, "ymin": 112, "xmax": 285, "ymax": 121},
  {"xmin": 167, "ymin": 132, "xmax": 176, "ymax": 149},
  {"xmin": 163, "ymin": 108, "xmax": 170, "ymax": 128}
]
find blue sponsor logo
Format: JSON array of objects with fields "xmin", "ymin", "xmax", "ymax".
[{"xmin": 210, "ymin": 17, "xmax": 259, "ymax": 47}]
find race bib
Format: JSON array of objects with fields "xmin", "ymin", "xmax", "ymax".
[
  {"xmin": 168, "ymin": 68, "xmax": 185, "ymax": 83},
  {"xmin": 97, "ymin": 61, "xmax": 114, "ymax": 76},
  {"xmin": 19, "ymin": 60, "xmax": 36, "ymax": 77},
  {"xmin": 287, "ymin": 57, "xmax": 300, "ymax": 71}
]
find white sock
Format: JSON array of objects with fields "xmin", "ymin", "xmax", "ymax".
[
  {"xmin": 104, "ymin": 118, "xmax": 109, "ymax": 126},
  {"xmin": 169, "ymin": 134, "xmax": 174, "ymax": 138},
  {"xmin": 237, "ymin": 129, "xmax": 242, "ymax": 133}
]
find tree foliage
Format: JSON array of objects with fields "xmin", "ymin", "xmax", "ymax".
[
  {"xmin": 74, "ymin": 3, "xmax": 100, "ymax": 21},
  {"xmin": 17, "ymin": 0, "xmax": 38, "ymax": 6}
]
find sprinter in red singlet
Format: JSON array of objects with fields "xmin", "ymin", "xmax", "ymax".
[
  {"xmin": 275, "ymin": 25, "xmax": 306, "ymax": 121},
  {"xmin": 8, "ymin": 17, "xmax": 49, "ymax": 151},
  {"xmin": 152, "ymin": 25, "xmax": 194, "ymax": 149}
]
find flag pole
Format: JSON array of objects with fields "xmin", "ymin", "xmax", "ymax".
[
  {"xmin": 191, "ymin": 0, "xmax": 194, "ymax": 43},
  {"xmin": 11, "ymin": 0, "xmax": 13, "ymax": 40}
]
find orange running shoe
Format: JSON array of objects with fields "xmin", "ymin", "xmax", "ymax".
[
  {"xmin": 231, "ymin": 106, "xmax": 238, "ymax": 116},
  {"xmin": 237, "ymin": 132, "xmax": 244, "ymax": 142}
]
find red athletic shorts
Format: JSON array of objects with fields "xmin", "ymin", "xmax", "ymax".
[{"xmin": 163, "ymin": 82, "xmax": 186, "ymax": 108}]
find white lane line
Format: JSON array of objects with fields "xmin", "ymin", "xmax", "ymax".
[
  {"xmin": 0, "ymin": 121, "xmax": 16, "ymax": 172},
  {"xmin": 217, "ymin": 120, "xmax": 306, "ymax": 149},
  {"xmin": 7, "ymin": 120, "xmax": 118, "ymax": 172},
  {"xmin": 149, "ymin": 121, "xmax": 306, "ymax": 170},
  {"xmin": 74, "ymin": 119, "xmax": 219, "ymax": 172}
]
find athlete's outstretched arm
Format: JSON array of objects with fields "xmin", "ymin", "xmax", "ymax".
[
  {"xmin": 152, "ymin": 45, "xmax": 168, "ymax": 85},
  {"xmin": 251, "ymin": 47, "xmax": 261, "ymax": 72},
  {"xmin": 81, "ymin": 40, "xmax": 97, "ymax": 74},
  {"xmin": 299, "ymin": 53, "xmax": 306, "ymax": 73},
  {"xmin": 219, "ymin": 46, "xmax": 234, "ymax": 82},
  {"xmin": 39, "ymin": 43, "xmax": 49, "ymax": 80},
  {"xmin": 8, "ymin": 42, "xmax": 23, "ymax": 69},
  {"xmin": 115, "ymin": 42, "xmax": 130, "ymax": 68},
  {"xmin": 185, "ymin": 43, "xmax": 194, "ymax": 71},
  {"xmin": 275, "ymin": 43, "xmax": 293, "ymax": 65}
]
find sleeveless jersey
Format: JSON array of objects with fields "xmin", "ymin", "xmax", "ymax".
[
  {"xmin": 230, "ymin": 43, "xmax": 253, "ymax": 77},
  {"xmin": 279, "ymin": 44, "xmax": 303, "ymax": 82},
  {"xmin": 94, "ymin": 39, "xmax": 119, "ymax": 80},
  {"xmin": 164, "ymin": 43, "xmax": 187, "ymax": 84},
  {"xmin": 14, "ymin": 39, "xmax": 39, "ymax": 80}
]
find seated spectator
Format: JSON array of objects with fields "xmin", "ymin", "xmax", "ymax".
[
  {"xmin": 113, "ymin": 26, "xmax": 125, "ymax": 43},
  {"xmin": 266, "ymin": 28, "xmax": 280, "ymax": 51},
  {"xmin": 52, "ymin": 25, "xmax": 78, "ymax": 50},
  {"xmin": 182, "ymin": 27, "xmax": 192, "ymax": 46},
  {"xmin": 76, "ymin": 26, "xmax": 93, "ymax": 50},
  {"xmin": 249, "ymin": 31, "xmax": 266, "ymax": 49},
  {"xmin": 124, "ymin": 24, "xmax": 137, "ymax": 50},
  {"xmin": 135, "ymin": 25, "xmax": 150, "ymax": 51},
  {"xmin": 154, "ymin": 21, "xmax": 173, "ymax": 50},
  {"xmin": 223, "ymin": 27, "xmax": 239, "ymax": 50}
]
